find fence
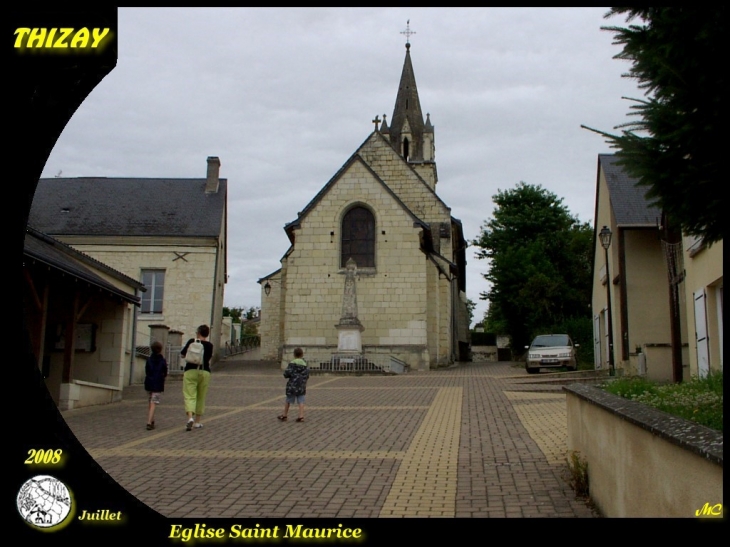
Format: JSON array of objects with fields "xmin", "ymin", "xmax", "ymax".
[
  {"xmin": 223, "ymin": 335, "xmax": 260, "ymax": 357},
  {"xmin": 166, "ymin": 345, "xmax": 185, "ymax": 372},
  {"xmin": 136, "ymin": 344, "xmax": 185, "ymax": 373},
  {"xmin": 311, "ymin": 354, "xmax": 408, "ymax": 374}
]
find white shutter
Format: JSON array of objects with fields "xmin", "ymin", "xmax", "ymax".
[
  {"xmin": 694, "ymin": 290, "xmax": 709, "ymax": 378},
  {"xmin": 604, "ymin": 308, "xmax": 611, "ymax": 370},
  {"xmin": 717, "ymin": 287, "xmax": 723, "ymax": 369},
  {"xmin": 593, "ymin": 315, "xmax": 602, "ymax": 369}
]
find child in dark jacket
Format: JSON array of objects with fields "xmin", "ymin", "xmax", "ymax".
[
  {"xmin": 278, "ymin": 347, "xmax": 309, "ymax": 422},
  {"xmin": 145, "ymin": 340, "xmax": 168, "ymax": 430}
]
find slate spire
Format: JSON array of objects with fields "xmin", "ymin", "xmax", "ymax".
[{"xmin": 390, "ymin": 42, "xmax": 426, "ymax": 162}]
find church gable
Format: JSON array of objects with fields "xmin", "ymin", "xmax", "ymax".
[
  {"xmin": 357, "ymin": 132, "xmax": 450, "ymax": 223},
  {"xmin": 285, "ymin": 150, "xmax": 425, "ymax": 238},
  {"xmin": 277, "ymin": 159, "xmax": 432, "ymax": 354},
  {"xmin": 288, "ymin": 158, "xmax": 426, "ymax": 266}
]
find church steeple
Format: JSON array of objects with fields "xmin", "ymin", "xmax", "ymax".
[
  {"xmin": 390, "ymin": 41, "xmax": 426, "ymax": 162},
  {"xmin": 388, "ymin": 22, "xmax": 437, "ymax": 189}
]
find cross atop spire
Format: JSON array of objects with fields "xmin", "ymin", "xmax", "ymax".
[{"xmin": 400, "ymin": 20, "xmax": 415, "ymax": 47}]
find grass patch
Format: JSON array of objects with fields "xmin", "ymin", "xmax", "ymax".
[
  {"xmin": 600, "ymin": 371, "xmax": 723, "ymax": 432},
  {"xmin": 565, "ymin": 450, "xmax": 589, "ymax": 498}
]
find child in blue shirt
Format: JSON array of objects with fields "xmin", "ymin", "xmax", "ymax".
[{"xmin": 144, "ymin": 340, "xmax": 168, "ymax": 430}]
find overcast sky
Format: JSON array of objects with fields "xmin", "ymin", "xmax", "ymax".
[{"xmin": 38, "ymin": 7, "xmax": 642, "ymax": 326}]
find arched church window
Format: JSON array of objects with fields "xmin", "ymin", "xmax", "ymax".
[
  {"xmin": 341, "ymin": 206, "xmax": 375, "ymax": 268},
  {"xmin": 403, "ymin": 138, "xmax": 410, "ymax": 161}
]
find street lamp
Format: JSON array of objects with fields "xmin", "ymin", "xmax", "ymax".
[{"xmin": 599, "ymin": 226, "xmax": 615, "ymax": 376}]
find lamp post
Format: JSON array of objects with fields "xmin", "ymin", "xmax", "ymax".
[{"xmin": 599, "ymin": 226, "xmax": 615, "ymax": 376}]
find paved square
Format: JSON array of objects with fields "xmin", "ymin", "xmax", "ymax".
[{"xmin": 62, "ymin": 359, "xmax": 598, "ymax": 518}]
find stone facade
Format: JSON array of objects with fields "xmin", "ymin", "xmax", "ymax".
[
  {"xmin": 30, "ymin": 157, "xmax": 228, "ymax": 362},
  {"xmin": 259, "ymin": 44, "xmax": 468, "ymax": 370},
  {"xmin": 65, "ymin": 241, "xmax": 221, "ymax": 351}
]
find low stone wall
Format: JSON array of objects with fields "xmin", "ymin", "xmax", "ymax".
[
  {"xmin": 564, "ymin": 383, "xmax": 723, "ymax": 518},
  {"xmin": 470, "ymin": 345, "xmax": 497, "ymax": 362},
  {"xmin": 59, "ymin": 380, "xmax": 122, "ymax": 410}
]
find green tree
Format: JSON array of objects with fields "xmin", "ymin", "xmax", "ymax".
[
  {"xmin": 466, "ymin": 298, "xmax": 477, "ymax": 328},
  {"xmin": 244, "ymin": 306, "xmax": 260, "ymax": 320},
  {"xmin": 222, "ymin": 306, "xmax": 244, "ymax": 323},
  {"xmin": 241, "ymin": 306, "xmax": 260, "ymax": 336},
  {"xmin": 473, "ymin": 183, "xmax": 593, "ymax": 353},
  {"xmin": 583, "ymin": 7, "xmax": 725, "ymax": 244}
]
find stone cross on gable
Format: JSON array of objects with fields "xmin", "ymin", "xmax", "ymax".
[{"xmin": 372, "ymin": 115, "xmax": 381, "ymax": 131}]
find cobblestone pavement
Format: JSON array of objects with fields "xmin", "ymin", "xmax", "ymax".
[{"xmin": 61, "ymin": 359, "xmax": 598, "ymax": 518}]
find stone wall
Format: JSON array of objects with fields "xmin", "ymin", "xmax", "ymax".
[
  {"xmin": 260, "ymin": 133, "xmax": 463, "ymax": 369},
  {"xmin": 259, "ymin": 272, "xmax": 282, "ymax": 360},
  {"xmin": 281, "ymin": 159, "xmax": 450, "ymax": 369},
  {"xmin": 565, "ymin": 383, "xmax": 723, "ymax": 517},
  {"xmin": 69, "ymin": 244, "xmax": 217, "ymax": 346},
  {"xmin": 470, "ymin": 346, "xmax": 498, "ymax": 362}
]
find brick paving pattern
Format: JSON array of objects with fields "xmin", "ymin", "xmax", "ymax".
[{"xmin": 61, "ymin": 359, "xmax": 598, "ymax": 518}]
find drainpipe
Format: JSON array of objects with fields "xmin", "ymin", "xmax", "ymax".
[
  {"xmin": 129, "ymin": 289, "xmax": 139, "ymax": 386},
  {"xmin": 210, "ymin": 238, "xmax": 220, "ymax": 361}
]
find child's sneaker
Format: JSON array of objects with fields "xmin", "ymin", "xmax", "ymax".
[
  {"xmin": 146, "ymin": 423, "xmax": 154, "ymax": 430},
  {"xmin": 193, "ymin": 423, "xmax": 204, "ymax": 429},
  {"xmin": 186, "ymin": 418, "xmax": 194, "ymax": 431}
]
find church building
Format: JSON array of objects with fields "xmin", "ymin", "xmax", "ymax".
[{"xmin": 258, "ymin": 40, "xmax": 469, "ymax": 370}]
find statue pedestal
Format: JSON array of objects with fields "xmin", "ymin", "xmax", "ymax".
[{"xmin": 336, "ymin": 323, "xmax": 364, "ymax": 353}]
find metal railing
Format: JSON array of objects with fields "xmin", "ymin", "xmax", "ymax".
[
  {"xmin": 166, "ymin": 345, "xmax": 185, "ymax": 372},
  {"xmin": 136, "ymin": 344, "xmax": 185, "ymax": 373},
  {"xmin": 312, "ymin": 354, "xmax": 408, "ymax": 374},
  {"xmin": 223, "ymin": 335, "xmax": 260, "ymax": 357}
]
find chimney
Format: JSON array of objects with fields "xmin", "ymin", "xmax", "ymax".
[{"xmin": 205, "ymin": 156, "xmax": 220, "ymax": 193}]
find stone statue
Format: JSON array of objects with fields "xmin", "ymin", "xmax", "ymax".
[{"xmin": 336, "ymin": 258, "xmax": 364, "ymax": 352}]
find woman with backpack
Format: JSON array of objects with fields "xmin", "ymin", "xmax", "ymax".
[{"xmin": 180, "ymin": 324, "xmax": 214, "ymax": 431}]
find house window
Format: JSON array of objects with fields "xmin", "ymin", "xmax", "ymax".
[
  {"xmin": 341, "ymin": 206, "xmax": 375, "ymax": 268},
  {"xmin": 141, "ymin": 269, "xmax": 165, "ymax": 314}
]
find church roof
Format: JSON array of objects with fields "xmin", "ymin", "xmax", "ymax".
[
  {"xmin": 257, "ymin": 268, "xmax": 281, "ymax": 284},
  {"xmin": 598, "ymin": 154, "xmax": 661, "ymax": 226},
  {"xmin": 29, "ymin": 177, "xmax": 227, "ymax": 238},
  {"xmin": 359, "ymin": 131, "xmax": 449, "ymax": 211},
  {"xmin": 284, "ymin": 133, "xmax": 428, "ymax": 240},
  {"xmin": 283, "ymin": 131, "xmax": 452, "ymax": 243},
  {"xmin": 389, "ymin": 43, "xmax": 426, "ymax": 160}
]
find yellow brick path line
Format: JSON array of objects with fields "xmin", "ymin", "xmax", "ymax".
[
  {"xmin": 379, "ymin": 387, "xmax": 462, "ymax": 517},
  {"xmin": 504, "ymin": 391, "xmax": 568, "ymax": 465},
  {"xmin": 88, "ymin": 448, "xmax": 405, "ymax": 460}
]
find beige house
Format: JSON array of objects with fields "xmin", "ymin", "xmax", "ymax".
[
  {"xmin": 591, "ymin": 154, "xmax": 688, "ymax": 382},
  {"xmin": 28, "ymin": 156, "xmax": 228, "ymax": 381},
  {"xmin": 682, "ymin": 235, "xmax": 723, "ymax": 378},
  {"xmin": 23, "ymin": 227, "xmax": 144, "ymax": 409},
  {"xmin": 259, "ymin": 43, "xmax": 469, "ymax": 370}
]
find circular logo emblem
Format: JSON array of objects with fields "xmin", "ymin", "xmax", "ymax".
[{"xmin": 17, "ymin": 475, "xmax": 72, "ymax": 529}]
